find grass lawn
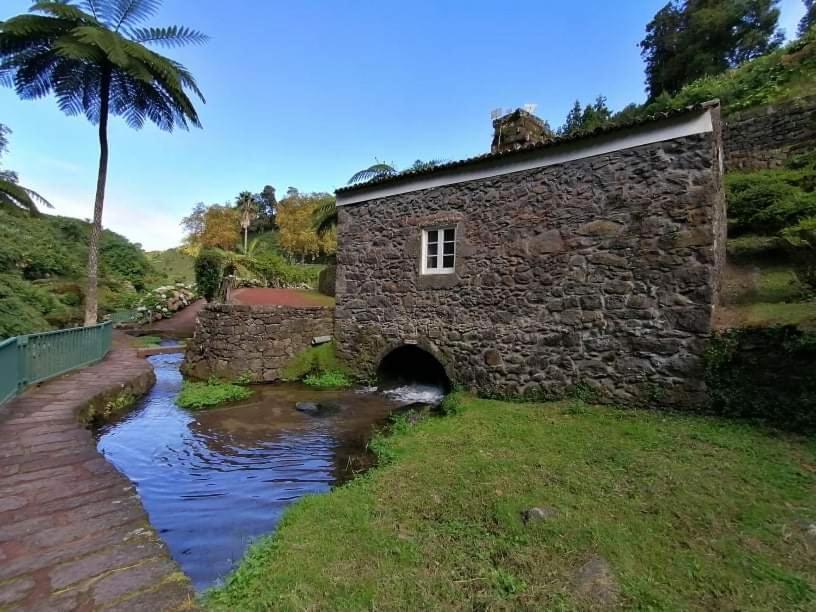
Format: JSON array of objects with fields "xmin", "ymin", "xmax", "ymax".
[{"xmin": 205, "ymin": 397, "xmax": 816, "ymax": 611}]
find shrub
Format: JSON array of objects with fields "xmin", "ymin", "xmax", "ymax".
[
  {"xmin": 318, "ymin": 265, "xmax": 336, "ymax": 296},
  {"xmin": 438, "ymin": 392, "xmax": 465, "ymax": 415},
  {"xmin": 753, "ymin": 191, "xmax": 816, "ymax": 233},
  {"xmin": 195, "ymin": 249, "xmax": 224, "ymax": 302},
  {"xmin": 303, "ymin": 370, "xmax": 352, "ymax": 389},
  {"xmin": 704, "ymin": 326, "xmax": 816, "ymax": 431},
  {"xmin": 177, "ymin": 378, "xmax": 252, "ymax": 410},
  {"xmin": 726, "ymin": 173, "xmax": 799, "ymax": 233},
  {"xmin": 250, "ymin": 253, "xmax": 321, "ymax": 288},
  {"xmin": 726, "ymin": 154, "xmax": 816, "ymax": 234},
  {"xmin": 781, "ymin": 216, "xmax": 816, "ymax": 293},
  {"xmin": 0, "ymin": 274, "xmax": 74, "ymax": 338}
]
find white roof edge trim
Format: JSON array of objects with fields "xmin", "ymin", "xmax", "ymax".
[{"xmin": 337, "ymin": 109, "xmax": 714, "ymax": 207}]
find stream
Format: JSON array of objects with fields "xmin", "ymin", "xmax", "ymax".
[{"xmin": 95, "ymin": 352, "xmax": 442, "ymax": 590}]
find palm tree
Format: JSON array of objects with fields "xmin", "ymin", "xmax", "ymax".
[
  {"xmin": 0, "ymin": 124, "xmax": 52, "ymax": 214},
  {"xmin": 0, "ymin": 1, "xmax": 207, "ymax": 325},
  {"xmin": 236, "ymin": 191, "xmax": 256, "ymax": 254}
]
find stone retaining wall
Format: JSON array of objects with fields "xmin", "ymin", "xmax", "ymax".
[
  {"xmin": 724, "ymin": 96, "xmax": 816, "ymax": 171},
  {"xmin": 182, "ymin": 304, "xmax": 334, "ymax": 382}
]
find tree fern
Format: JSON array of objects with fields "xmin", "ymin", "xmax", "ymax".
[
  {"xmin": 312, "ymin": 199, "xmax": 337, "ymax": 237},
  {"xmin": 347, "ymin": 162, "xmax": 397, "ymax": 185},
  {"xmin": 0, "ymin": 123, "xmax": 51, "ymax": 214},
  {"xmin": 0, "ymin": 0, "xmax": 206, "ymax": 324}
]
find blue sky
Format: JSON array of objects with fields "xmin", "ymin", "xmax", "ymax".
[{"xmin": 0, "ymin": 0, "xmax": 807, "ymax": 250}]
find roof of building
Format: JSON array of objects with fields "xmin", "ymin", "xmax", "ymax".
[{"xmin": 335, "ymin": 101, "xmax": 718, "ymax": 197}]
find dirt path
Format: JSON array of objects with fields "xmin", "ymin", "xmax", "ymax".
[
  {"xmin": 0, "ymin": 334, "xmax": 196, "ymax": 611},
  {"xmin": 146, "ymin": 299, "xmax": 206, "ymax": 338}
]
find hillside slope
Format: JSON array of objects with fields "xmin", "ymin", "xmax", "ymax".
[{"xmin": 0, "ymin": 207, "xmax": 157, "ymax": 338}]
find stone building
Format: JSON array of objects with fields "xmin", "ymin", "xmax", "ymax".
[{"xmin": 334, "ymin": 102, "xmax": 726, "ymax": 406}]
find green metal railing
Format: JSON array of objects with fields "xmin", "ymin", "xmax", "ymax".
[
  {"xmin": 0, "ymin": 322, "xmax": 112, "ymax": 405},
  {"xmin": 109, "ymin": 309, "xmax": 139, "ymax": 325}
]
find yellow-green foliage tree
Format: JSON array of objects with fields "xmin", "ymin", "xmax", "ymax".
[
  {"xmin": 201, "ymin": 206, "xmax": 240, "ymax": 250},
  {"xmin": 277, "ymin": 189, "xmax": 336, "ymax": 262}
]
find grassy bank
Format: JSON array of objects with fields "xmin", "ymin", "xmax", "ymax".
[{"xmin": 205, "ymin": 397, "xmax": 815, "ymax": 611}]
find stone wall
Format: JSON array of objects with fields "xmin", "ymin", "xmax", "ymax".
[
  {"xmin": 724, "ymin": 96, "xmax": 816, "ymax": 171},
  {"xmin": 335, "ymin": 117, "xmax": 726, "ymax": 407},
  {"xmin": 183, "ymin": 304, "xmax": 334, "ymax": 382}
]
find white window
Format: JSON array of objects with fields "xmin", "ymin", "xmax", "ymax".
[{"xmin": 421, "ymin": 227, "xmax": 456, "ymax": 275}]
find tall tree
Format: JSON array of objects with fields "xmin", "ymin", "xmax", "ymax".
[
  {"xmin": 200, "ymin": 205, "xmax": 240, "ymax": 251},
  {"xmin": 180, "ymin": 202, "xmax": 206, "ymax": 255},
  {"xmin": 558, "ymin": 96, "xmax": 611, "ymax": 136},
  {"xmin": 801, "ymin": 0, "xmax": 815, "ymax": 36},
  {"xmin": 253, "ymin": 184, "xmax": 277, "ymax": 231},
  {"xmin": 0, "ymin": 1, "xmax": 207, "ymax": 325},
  {"xmin": 277, "ymin": 191, "xmax": 336, "ymax": 262},
  {"xmin": 640, "ymin": 0, "xmax": 783, "ymax": 99},
  {"xmin": 235, "ymin": 191, "xmax": 256, "ymax": 253},
  {"xmin": 559, "ymin": 100, "xmax": 584, "ymax": 135},
  {"xmin": 0, "ymin": 123, "xmax": 51, "ymax": 214}
]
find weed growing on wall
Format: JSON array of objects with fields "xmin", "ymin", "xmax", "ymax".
[{"xmin": 281, "ymin": 341, "xmax": 348, "ymax": 382}]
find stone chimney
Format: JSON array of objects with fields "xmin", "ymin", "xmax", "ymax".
[{"xmin": 491, "ymin": 108, "xmax": 554, "ymax": 154}]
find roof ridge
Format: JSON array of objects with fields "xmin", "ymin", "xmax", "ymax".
[{"xmin": 336, "ymin": 101, "xmax": 718, "ymax": 195}]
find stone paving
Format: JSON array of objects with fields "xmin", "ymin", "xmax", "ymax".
[{"xmin": 0, "ymin": 334, "xmax": 197, "ymax": 611}]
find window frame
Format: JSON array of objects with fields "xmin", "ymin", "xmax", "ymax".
[{"xmin": 420, "ymin": 226, "xmax": 457, "ymax": 275}]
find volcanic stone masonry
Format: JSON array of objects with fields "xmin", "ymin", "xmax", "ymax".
[
  {"xmin": 723, "ymin": 95, "xmax": 816, "ymax": 171},
  {"xmin": 334, "ymin": 104, "xmax": 726, "ymax": 407},
  {"xmin": 183, "ymin": 304, "xmax": 334, "ymax": 382}
]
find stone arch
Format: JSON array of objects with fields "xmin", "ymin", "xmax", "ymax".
[{"xmin": 376, "ymin": 342, "xmax": 452, "ymax": 391}]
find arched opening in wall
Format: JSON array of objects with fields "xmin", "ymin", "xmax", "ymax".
[{"xmin": 377, "ymin": 345, "xmax": 451, "ymax": 403}]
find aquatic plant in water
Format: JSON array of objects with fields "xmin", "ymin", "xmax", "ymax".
[{"xmin": 176, "ymin": 379, "xmax": 252, "ymax": 410}]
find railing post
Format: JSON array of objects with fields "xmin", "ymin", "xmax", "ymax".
[{"xmin": 16, "ymin": 335, "xmax": 28, "ymax": 390}]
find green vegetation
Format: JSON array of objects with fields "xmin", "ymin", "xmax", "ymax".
[
  {"xmin": 303, "ymin": 370, "xmax": 352, "ymax": 389},
  {"xmin": 281, "ymin": 342, "xmax": 345, "ymax": 382},
  {"xmin": 724, "ymin": 300, "xmax": 816, "ymax": 329},
  {"xmin": 638, "ymin": 22, "xmax": 816, "ymax": 116},
  {"xmin": 205, "ymin": 396, "xmax": 816, "ymax": 611},
  {"xmin": 723, "ymin": 151, "xmax": 816, "ymax": 307},
  {"xmin": 705, "ymin": 325, "xmax": 816, "ymax": 430},
  {"xmin": 782, "ymin": 216, "xmax": 816, "ymax": 292},
  {"xmin": 727, "ymin": 152, "xmax": 816, "ymax": 235},
  {"xmin": 727, "ymin": 234, "xmax": 786, "ymax": 261},
  {"xmin": 639, "ymin": 0, "xmax": 784, "ymax": 100},
  {"xmin": 0, "ymin": 208, "xmax": 158, "ymax": 338},
  {"xmin": 147, "ymin": 249, "xmax": 195, "ymax": 284},
  {"xmin": 194, "ymin": 249, "xmax": 225, "ymax": 302},
  {"xmin": 133, "ymin": 336, "xmax": 162, "ymax": 348},
  {"xmin": 249, "ymin": 253, "xmax": 323, "ymax": 288},
  {"xmin": 80, "ymin": 390, "xmax": 136, "ymax": 426},
  {"xmin": 176, "ymin": 378, "xmax": 252, "ymax": 410}
]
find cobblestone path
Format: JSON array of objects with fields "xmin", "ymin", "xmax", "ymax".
[{"xmin": 0, "ymin": 335, "xmax": 196, "ymax": 611}]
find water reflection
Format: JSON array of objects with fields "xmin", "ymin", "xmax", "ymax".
[{"xmin": 95, "ymin": 353, "xmax": 413, "ymax": 590}]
